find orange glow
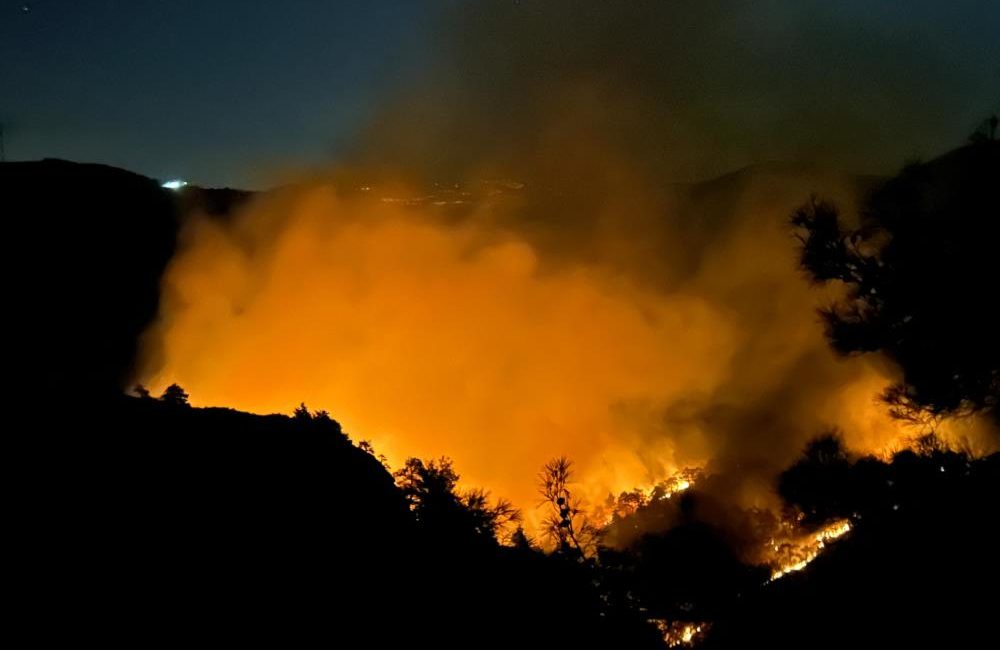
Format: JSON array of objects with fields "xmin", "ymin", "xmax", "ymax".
[
  {"xmin": 138, "ymin": 167, "xmax": 995, "ymax": 535},
  {"xmin": 597, "ymin": 468, "xmax": 701, "ymax": 527},
  {"xmin": 142, "ymin": 186, "xmax": 733, "ymax": 528}
]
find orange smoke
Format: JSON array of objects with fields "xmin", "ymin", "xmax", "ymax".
[
  {"xmin": 138, "ymin": 163, "xmax": 993, "ymax": 531},
  {"xmin": 142, "ymin": 185, "xmax": 737, "ymax": 519}
]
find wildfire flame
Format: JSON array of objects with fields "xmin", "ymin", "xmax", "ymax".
[
  {"xmin": 598, "ymin": 468, "xmax": 701, "ymax": 527},
  {"xmin": 767, "ymin": 518, "xmax": 852, "ymax": 581},
  {"xmin": 654, "ymin": 471, "xmax": 698, "ymax": 501},
  {"xmin": 648, "ymin": 620, "xmax": 711, "ymax": 648}
]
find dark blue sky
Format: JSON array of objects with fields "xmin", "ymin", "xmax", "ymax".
[
  {"xmin": 2, "ymin": 1, "xmax": 997, "ymax": 187},
  {"xmin": 2, "ymin": 1, "xmax": 439, "ymax": 186}
]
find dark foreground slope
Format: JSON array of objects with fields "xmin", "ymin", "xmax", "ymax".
[
  {"xmin": 21, "ymin": 394, "xmax": 661, "ymax": 647},
  {"xmin": 22, "ymin": 402, "xmax": 995, "ymax": 649},
  {"xmin": 21, "ymin": 394, "xmax": 999, "ymax": 647},
  {"xmin": 706, "ymin": 444, "xmax": 1000, "ymax": 649},
  {"xmin": 30, "ymin": 395, "xmax": 408, "ymax": 643},
  {"xmin": 592, "ymin": 437, "xmax": 1000, "ymax": 650}
]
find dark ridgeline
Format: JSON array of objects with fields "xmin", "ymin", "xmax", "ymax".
[
  {"xmin": 2, "ymin": 159, "xmax": 254, "ymax": 399},
  {"xmin": 4, "ymin": 159, "xmax": 178, "ymax": 397},
  {"xmin": 3, "ymin": 135, "xmax": 998, "ymax": 648},
  {"xmin": 175, "ymin": 184, "xmax": 254, "ymax": 220}
]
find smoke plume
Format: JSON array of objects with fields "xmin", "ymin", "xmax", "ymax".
[{"xmin": 139, "ymin": 0, "xmax": 997, "ymax": 527}]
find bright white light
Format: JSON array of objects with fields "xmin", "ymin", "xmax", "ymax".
[{"xmin": 162, "ymin": 179, "xmax": 188, "ymax": 190}]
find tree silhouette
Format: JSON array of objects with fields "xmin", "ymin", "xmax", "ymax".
[
  {"xmin": 792, "ymin": 140, "xmax": 999, "ymax": 423},
  {"xmin": 394, "ymin": 457, "xmax": 520, "ymax": 543},
  {"xmin": 290, "ymin": 402, "xmax": 346, "ymax": 438},
  {"xmin": 778, "ymin": 432, "xmax": 852, "ymax": 524},
  {"xmin": 293, "ymin": 402, "xmax": 311, "ymax": 420},
  {"xmin": 538, "ymin": 456, "xmax": 599, "ymax": 557},
  {"xmin": 159, "ymin": 383, "xmax": 190, "ymax": 406}
]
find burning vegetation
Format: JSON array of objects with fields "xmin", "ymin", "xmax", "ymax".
[
  {"xmin": 649, "ymin": 620, "xmax": 711, "ymax": 648},
  {"xmin": 766, "ymin": 518, "xmax": 852, "ymax": 581}
]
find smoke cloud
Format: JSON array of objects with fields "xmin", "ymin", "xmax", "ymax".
[
  {"xmin": 139, "ymin": 0, "xmax": 997, "ymax": 527},
  {"xmin": 140, "ymin": 163, "xmax": 993, "ymax": 526},
  {"xmin": 354, "ymin": 0, "xmax": 998, "ymax": 182}
]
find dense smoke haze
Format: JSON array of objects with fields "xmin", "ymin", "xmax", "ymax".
[
  {"xmin": 355, "ymin": 0, "xmax": 998, "ymax": 182},
  {"xmin": 138, "ymin": 0, "xmax": 998, "ymax": 526},
  {"xmin": 138, "ymin": 168, "xmax": 995, "ymax": 527}
]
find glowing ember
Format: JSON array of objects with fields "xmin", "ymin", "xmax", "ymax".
[
  {"xmin": 648, "ymin": 620, "xmax": 711, "ymax": 647},
  {"xmin": 768, "ymin": 519, "xmax": 852, "ymax": 581}
]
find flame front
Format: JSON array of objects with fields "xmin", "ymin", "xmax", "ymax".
[{"xmin": 767, "ymin": 519, "xmax": 853, "ymax": 581}]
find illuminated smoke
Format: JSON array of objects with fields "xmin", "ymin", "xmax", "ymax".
[
  {"xmin": 138, "ymin": 0, "xmax": 997, "ymax": 533},
  {"xmin": 141, "ymin": 180, "xmax": 737, "ymax": 522},
  {"xmin": 138, "ymin": 162, "xmax": 992, "ymax": 533}
]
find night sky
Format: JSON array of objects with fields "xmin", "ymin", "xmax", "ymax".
[
  {"xmin": 2, "ymin": 1, "xmax": 437, "ymax": 186},
  {"xmin": 2, "ymin": 0, "xmax": 997, "ymax": 188}
]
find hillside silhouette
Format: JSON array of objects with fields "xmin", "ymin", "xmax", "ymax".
[
  {"xmin": 2, "ymin": 159, "xmax": 265, "ymax": 410},
  {"xmin": 4, "ymin": 138, "xmax": 998, "ymax": 647},
  {"xmin": 4, "ymin": 159, "xmax": 177, "ymax": 396},
  {"xmin": 25, "ymin": 392, "xmax": 663, "ymax": 646}
]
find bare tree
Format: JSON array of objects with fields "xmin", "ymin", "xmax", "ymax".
[{"xmin": 538, "ymin": 456, "xmax": 599, "ymax": 557}]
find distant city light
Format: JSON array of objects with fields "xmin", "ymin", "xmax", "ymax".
[{"xmin": 162, "ymin": 179, "xmax": 188, "ymax": 190}]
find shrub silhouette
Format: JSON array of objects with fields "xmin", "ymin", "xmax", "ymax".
[{"xmin": 159, "ymin": 383, "xmax": 190, "ymax": 406}]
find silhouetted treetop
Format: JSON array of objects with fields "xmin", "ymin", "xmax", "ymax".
[
  {"xmin": 159, "ymin": 383, "xmax": 190, "ymax": 407},
  {"xmin": 394, "ymin": 457, "xmax": 521, "ymax": 544},
  {"xmin": 778, "ymin": 432, "xmax": 852, "ymax": 524},
  {"xmin": 793, "ymin": 141, "xmax": 999, "ymax": 423},
  {"xmin": 538, "ymin": 456, "xmax": 599, "ymax": 557}
]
